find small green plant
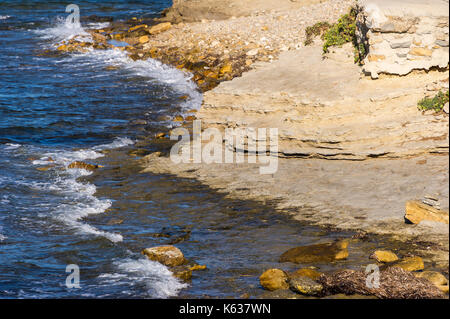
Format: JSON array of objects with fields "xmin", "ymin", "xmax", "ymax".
[
  {"xmin": 322, "ymin": 8, "xmax": 357, "ymax": 54},
  {"xmin": 303, "ymin": 8, "xmax": 366, "ymax": 64},
  {"xmin": 418, "ymin": 90, "xmax": 449, "ymax": 112},
  {"xmin": 304, "ymin": 22, "xmax": 331, "ymax": 46}
]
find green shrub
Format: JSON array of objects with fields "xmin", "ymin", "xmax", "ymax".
[
  {"xmin": 322, "ymin": 8, "xmax": 357, "ymax": 54},
  {"xmin": 304, "ymin": 8, "xmax": 366, "ymax": 64},
  {"xmin": 418, "ymin": 90, "xmax": 449, "ymax": 112},
  {"xmin": 304, "ymin": 22, "xmax": 331, "ymax": 46}
]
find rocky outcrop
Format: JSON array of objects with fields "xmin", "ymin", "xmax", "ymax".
[
  {"xmin": 405, "ymin": 200, "xmax": 449, "ymax": 224},
  {"xmin": 159, "ymin": 0, "xmax": 327, "ymax": 23},
  {"xmin": 198, "ymin": 45, "xmax": 449, "ymax": 160},
  {"xmin": 356, "ymin": 0, "xmax": 449, "ymax": 78}
]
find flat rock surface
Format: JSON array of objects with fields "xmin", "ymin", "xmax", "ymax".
[{"xmin": 198, "ymin": 45, "xmax": 449, "ymax": 159}]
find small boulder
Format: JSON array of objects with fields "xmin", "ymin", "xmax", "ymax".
[
  {"xmin": 142, "ymin": 245, "xmax": 185, "ymax": 267},
  {"xmin": 189, "ymin": 264, "xmax": 207, "ymax": 271},
  {"xmin": 138, "ymin": 35, "xmax": 149, "ymax": 44},
  {"xmin": 128, "ymin": 24, "xmax": 147, "ymax": 32},
  {"xmin": 289, "ymin": 276, "xmax": 323, "ymax": 296},
  {"xmin": 259, "ymin": 269, "xmax": 289, "ymax": 291},
  {"xmin": 279, "ymin": 239, "xmax": 349, "ymax": 264},
  {"xmin": 405, "ymin": 200, "xmax": 449, "ymax": 224},
  {"xmin": 67, "ymin": 161, "xmax": 99, "ymax": 171},
  {"xmin": 370, "ymin": 250, "xmax": 399, "ymax": 263},
  {"xmin": 392, "ymin": 256, "xmax": 424, "ymax": 272},
  {"xmin": 290, "ymin": 268, "xmax": 322, "ymax": 281},
  {"xmin": 148, "ymin": 22, "xmax": 172, "ymax": 35}
]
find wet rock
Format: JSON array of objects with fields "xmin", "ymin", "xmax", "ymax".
[
  {"xmin": 370, "ymin": 250, "xmax": 399, "ymax": 263},
  {"xmin": 107, "ymin": 218, "xmax": 124, "ymax": 225},
  {"xmin": 174, "ymin": 115, "xmax": 184, "ymax": 122},
  {"xmin": 405, "ymin": 200, "xmax": 449, "ymax": 224},
  {"xmin": 184, "ymin": 115, "xmax": 196, "ymax": 121},
  {"xmin": 279, "ymin": 239, "xmax": 349, "ymax": 264},
  {"xmin": 259, "ymin": 289, "xmax": 305, "ymax": 299},
  {"xmin": 259, "ymin": 269, "xmax": 289, "ymax": 291},
  {"xmin": 289, "ymin": 268, "xmax": 322, "ymax": 281},
  {"xmin": 289, "ymin": 276, "xmax": 323, "ymax": 296},
  {"xmin": 128, "ymin": 149, "xmax": 151, "ymax": 157},
  {"xmin": 67, "ymin": 161, "xmax": 99, "ymax": 171},
  {"xmin": 155, "ymin": 132, "xmax": 166, "ymax": 139},
  {"xmin": 91, "ymin": 32, "xmax": 107, "ymax": 43},
  {"xmin": 139, "ymin": 35, "xmax": 150, "ymax": 44},
  {"xmin": 142, "ymin": 245, "xmax": 186, "ymax": 267},
  {"xmin": 391, "ymin": 256, "xmax": 425, "ymax": 272},
  {"xmin": 318, "ymin": 267, "xmax": 445, "ymax": 299},
  {"xmin": 415, "ymin": 271, "xmax": 449, "ymax": 294},
  {"xmin": 219, "ymin": 63, "xmax": 232, "ymax": 75},
  {"xmin": 129, "ymin": 119, "xmax": 148, "ymax": 125},
  {"xmin": 36, "ymin": 166, "xmax": 53, "ymax": 171},
  {"xmin": 128, "ymin": 24, "xmax": 147, "ymax": 32},
  {"xmin": 104, "ymin": 65, "xmax": 120, "ymax": 71},
  {"xmin": 189, "ymin": 264, "xmax": 207, "ymax": 271},
  {"xmin": 171, "ymin": 265, "xmax": 192, "ymax": 281},
  {"xmin": 148, "ymin": 22, "xmax": 172, "ymax": 35}
]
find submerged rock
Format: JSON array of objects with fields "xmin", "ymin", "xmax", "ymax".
[
  {"xmin": 392, "ymin": 256, "xmax": 425, "ymax": 272},
  {"xmin": 318, "ymin": 267, "xmax": 445, "ymax": 299},
  {"xmin": 288, "ymin": 275, "xmax": 323, "ymax": 296},
  {"xmin": 289, "ymin": 268, "xmax": 322, "ymax": 281},
  {"xmin": 171, "ymin": 265, "xmax": 192, "ymax": 281},
  {"xmin": 67, "ymin": 161, "xmax": 99, "ymax": 171},
  {"xmin": 189, "ymin": 264, "xmax": 207, "ymax": 271},
  {"xmin": 142, "ymin": 245, "xmax": 186, "ymax": 267},
  {"xmin": 370, "ymin": 250, "xmax": 399, "ymax": 263},
  {"xmin": 279, "ymin": 239, "xmax": 349, "ymax": 264},
  {"xmin": 259, "ymin": 269, "xmax": 289, "ymax": 291}
]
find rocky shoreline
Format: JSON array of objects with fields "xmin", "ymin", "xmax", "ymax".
[{"xmin": 50, "ymin": 0, "xmax": 449, "ymax": 298}]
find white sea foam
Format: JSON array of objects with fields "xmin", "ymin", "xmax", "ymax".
[
  {"xmin": 86, "ymin": 22, "xmax": 110, "ymax": 30},
  {"xmin": 93, "ymin": 137, "xmax": 134, "ymax": 151},
  {"xmin": 34, "ymin": 17, "xmax": 91, "ymax": 43},
  {"xmin": 69, "ymin": 49, "xmax": 203, "ymax": 112},
  {"xmin": 98, "ymin": 258, "xmax": 188, "ymax": 298},
  {"xmin": 4, "ymin": 143, "xmax": 21, "ymax": 150},
  {"xmin": 0, "ymin": 228, "xmax": 6, "ymax": 241},
  {"xmin": 0, "ymin": 15, "xmax": 11, "ymax": 20},
  {"xmin": 28, "ymin": 140, "xmax": 133, "ymax": 243}
]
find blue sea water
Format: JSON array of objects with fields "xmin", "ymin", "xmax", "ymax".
[{"xmin": 0, "ymin": 0, "xmax": 201, "ymax": 298}]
